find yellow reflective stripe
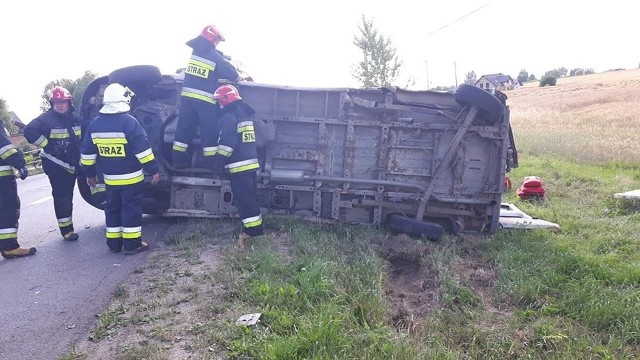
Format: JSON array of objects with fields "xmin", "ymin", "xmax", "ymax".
[
  {"xmin": 189, "ymin": 56, "xmax": 216, "ymax": 70},
  {"xmin": 41, "ymin": 150, "xmax": 75, "ymax": 172},
  {"xmin": 91, "ymin": 132, "xmax": 128, "ymax": 144},
  {"xmin": 0, "ymin": 144, "xmax": 17, "ymax": 159},
  {"xmin": 139, "ymin": 153, "xmax": 155, "ymax": 163},
  {"xmin": 218, "ymin": 145, "xmax": 233, "ymax": 157},
  {"xmin": 34, "ymin": 135, "xmax": 48, "ymax": 147},
  {"xmin": 136, "ymin": 149, "xmax": 155, "ymax": 164},
  {"xmin": 73, "ymin": 126, "xmax": 82, "ymax": 136},
  {"xmin": 122, "ymin": 226, "xmax": 142, "ymax": 239},
  {"xmin": 242, "ymin": 215, "xmax": 263, "ymax": 228},
  {"xmin": 50, "ymin": 129, "xmax": 69, "ymax": 138},
  {"xmin": 181, "ymin": 91, "xmax": 216, "ymax": 104},
  {"xmin": 202, "ymin": 146, "xmax": 217, "ymax": 156},
  {"xmin": 0, "ymin": 170, "xmax": 14, "ymax": 177},
  {"xmin": 106, "ymin": 226, "xmax": 122, "ymax": 238},
  {"xmin": 92, "ymin": 138, "xmax": 128, "ymax": 145},
  {"xmin": 90, "ymin": 184, "xmax": 106, "ymax": 194},
  {"xmin": 228, "ymin": 162, "xmax": 259, "ymax": 173},
  {"xmin": 237, "ymin": 121, "xmax": 254, "ymax": 133},
  {"xmin": 57, "ymin": 217, "xmax": 73, "ymax": 227},
  {"xmin": 81, "ymin": 153, "xmax": 97, "ymax": 166},
  {"xmin": 104, "ymin": 170, "xmax": 144, "ymax": 186},
  {"xmin": 0, "ymin": 227, "xmax": 18, "ymax": 239},
  {"xmin": 172, "ymin": 141, "xmax": 188, "ymax": 152}
]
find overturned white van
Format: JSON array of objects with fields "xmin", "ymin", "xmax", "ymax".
[{"xmin": 77, "ymin": 65, "xmax": 518, "ymax": 240}]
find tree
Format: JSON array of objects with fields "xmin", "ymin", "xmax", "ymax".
[
  {"xmin": 464, "ymin": 71, "xmax": 477, "ymax": 85},
  {"xmin": 539, "ymin": 75, "xmax": 557, "ymax": 87},
  {"xmin": 528, "ymin": 74, "xmax": 537, "ymax": 81},
  {"xmin": 39, "ymin": 70, "xmax": 98, "ymax": 113},
  {"xmin": 543, "ymin": 67, "xmax": 568, "ymax": 79},
  {"xmin": 352, "ymin": 15, "xmax": 402, "ymax": 87},
  {"xmin": 517, "ymin": 69, "xmax": 530, "ymax": 83},
  {"xmin": 0, "ymin": 98, "xmax": 17, "ymax": 134}
]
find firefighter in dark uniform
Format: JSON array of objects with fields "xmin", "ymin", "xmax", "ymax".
[
  {"xmin": 0, "ymin": 123, "xmax": 37, "ymax": 259},
  {"xmin": 172, "ymin": 25, "xmax": 241, "ymax": 169},
  {"xmin": 80, "ymin": 83, "xmax": 160, "ymax": 254},
  {"xmin": 212, "ymin": 84, "xmax": 264, "ymax": 248},
  {"xmin": 24, "ymin": 86, "xmax": 82, "ymax": 241}
]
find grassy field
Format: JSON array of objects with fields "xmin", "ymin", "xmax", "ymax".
[{"xmin": 63, "ymin": 70, "xmax": 640, "ymax": 359}]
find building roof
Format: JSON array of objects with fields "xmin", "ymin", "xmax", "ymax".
[
  {"xmin": 9, "ymin": 112, "xmax": 25, "ymax": 129},
  {"xmin": 476, "ymin": 73, "xmax": 514, "ymax": 87}
]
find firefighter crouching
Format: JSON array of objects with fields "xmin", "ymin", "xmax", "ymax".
[
  {"xmin": 24, "ymin": 86, "xmax": 82, "ymax": 241},
  {"xmin": 0, "ymin": 123, "xmax": 36, "ymax": 259},
  {"xmin": 80, "ymin": 83, "xmax": 160, "ymax": 255},
  {"xmin": 212, "ymin": 84, "xmax": 264, "ymax": 248}
]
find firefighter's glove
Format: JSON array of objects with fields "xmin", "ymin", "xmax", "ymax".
[{"xmin": 18, "ymin": 167, "xmax": 28, "ymax": 180}]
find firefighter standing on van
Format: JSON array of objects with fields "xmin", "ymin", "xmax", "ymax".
[
  {"xmin": 0, "ymin": 122, "xmax": 37, "ymax": 259},
  {"xmin": 80, "ymin": 83, "xmax": 160, "ymax": 255},
  {"xmin": 172, "ymin": 25, "xmax": 241, "ymax": 169},
  {"xmin": 212, "ymin": 84, "xmax": 264, "ymax": 248},
  {"xmin": 24, "ymin": 86, "xmax": 82, "ymax": 241}
]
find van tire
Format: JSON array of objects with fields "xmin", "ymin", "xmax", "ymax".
[
  {"xmin": 108, "ymin": 65, "xmax": 162, "ymax": 86},
  {"xmin": 454, "ymin": 84, "xmax": 505, "ymax": 120},
  {"xmin": 386, "ymin": 214, "xmax": 444, "ymax": 240}
]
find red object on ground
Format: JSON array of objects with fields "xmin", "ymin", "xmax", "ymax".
[{"xmin": 516, "ymin": 176, "xmax": 545, "ymax": 200}]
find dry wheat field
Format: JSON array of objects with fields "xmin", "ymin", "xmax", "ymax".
[{"xmin": 506, "ymin": 68, "xmax": 640, "ymax": 164}]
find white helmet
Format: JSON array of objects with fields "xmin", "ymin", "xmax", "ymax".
[{"xmin": 100, "ymin": 83, "xmax": 135, "ymax": 114}]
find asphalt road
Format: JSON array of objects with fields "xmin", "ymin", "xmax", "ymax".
[{"xmin": 0, "ymin": 173, "xmax": 171, "ymax": 359}]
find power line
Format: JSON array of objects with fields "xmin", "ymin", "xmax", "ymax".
[{"xmin": 425, "ymin": 3, "xmax": 491, "ymax": 38}]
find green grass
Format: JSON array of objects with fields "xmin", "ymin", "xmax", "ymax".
[{"xmin": 76, "ymin": 153, "xmax": 640, "ymax": 359}]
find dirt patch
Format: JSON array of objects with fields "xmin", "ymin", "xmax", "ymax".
[
  {"xmin": 374, "ymin": 234, "xmax": 440, "ymax": 330},
  {"xmin": 454, "ymin": 235, "xmax": 513, "ymax": 325},
  {"xmin": 70, "ymin": 220, "xmax": 237, "ymax": 359}
]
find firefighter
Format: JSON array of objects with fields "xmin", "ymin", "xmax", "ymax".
[
  {"xmin": 24, "ymin": 86, "xmax": 82, "ymax": 241},
  {"xmin": 172, "ymin": 25, "xmax": 241, "ymax": 169},
  {"xmin": 212, "ymin": 84, "xmax": 264, "ymax": 248},
  {"xmin": 0, "ymin": 122, "xmax": 37, "ymax": 259},
  {"xmin": 80, "ymin": 83, "xmax": 160, "ymax": 255}
]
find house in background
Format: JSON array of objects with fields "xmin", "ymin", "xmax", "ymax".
[
  {"xmin": 8, "ymin": 112, "xmax": 35, "ymax": 150},
  {"xmin": 475, "ymin": 73, "xmax": 515, "ymax": 94}
]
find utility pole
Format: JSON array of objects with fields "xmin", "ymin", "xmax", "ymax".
[
  {"xmin": 425, "ymin": 60, "xmax": 430, "ymax": 90},
  {"xmin": 454, "ymin": 61, "xmax": 458, "ymax": 87}
]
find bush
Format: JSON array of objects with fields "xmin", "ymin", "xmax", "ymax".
[{"xmin": 539, "ymin": 75, "xmax": 557, "ymax": 87}]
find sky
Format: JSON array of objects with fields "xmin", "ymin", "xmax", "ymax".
[{"xmin": 2, "ymin": 0, "xmax": 639, "ymax": 122}]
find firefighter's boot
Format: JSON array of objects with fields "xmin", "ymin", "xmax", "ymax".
[
  {"xmin": 63, "ymin": 231, "xmax": 79, "ymax": 241},
  {"xmin": 125, "ymin": 241, "xmax": 149, "ymax": 255},
  {"xmin": 237, "ymin": 232, "xmax": 250, "ymax": 249},
  {"xmin": 2, "ymin": 247, "xmax": 37, "ymax": 259}
]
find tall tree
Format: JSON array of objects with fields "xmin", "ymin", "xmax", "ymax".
[
  {"xmin": 39, "ymin": 70, "xmax": 98, "ymax": 113},
  {"xmin": 352, "ymin": 15, "xmax": 402, "ymax": 87},
  {"xmin": 464, "ymin": 71, "xmax": 477, "ymax": 85},
  {"xmin": 0, "ymin": 98, "xmax": 17, "ymax": 134},
  {"xmin": 517, "ymin": 69, "xmax": 530, "ymax": 83}
]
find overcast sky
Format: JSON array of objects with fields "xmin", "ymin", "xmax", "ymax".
[{"xmin": 2, "ymin": 0, "xmax": 639, "ymax": 122}]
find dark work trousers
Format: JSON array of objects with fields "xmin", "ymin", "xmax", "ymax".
[
  {"xmin": 172, "ymin": 97, "xmax": 220, "ymax": 166},
  {"xmin": 104, "ymin": 183, "xmax": 144, "ymax": 252},
  {"xmin": 0, "ymin": 179, "xmax": 21, "ymax": 251},
  {"xmin": 231, "ymin": 171, "xmax": 264, "ymax": 237},
  {"xmin": 43, "ymin": 159, "xmax": 76, "ymax": 236}
]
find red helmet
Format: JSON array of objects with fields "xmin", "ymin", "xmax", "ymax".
[
  {"xmin": 49, "ymin": 86, "xmax": 73, "ymax": 102},
  {"xmin": 200, "ymin": 25, "xmax": 224, "ymax": 46},
  {"xmin": 213, "ymin": 84, "xmax": 242, "ymax": 107}
]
